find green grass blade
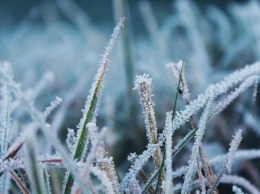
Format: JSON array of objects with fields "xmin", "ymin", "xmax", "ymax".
[{"xmin": 62, "ymin": 18, "xmax": 125, "ymax": 194}]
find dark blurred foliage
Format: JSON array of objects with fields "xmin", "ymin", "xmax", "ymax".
[{"xmin": 0, "ymin": 0, "xmax": 249, "ymax": 28}]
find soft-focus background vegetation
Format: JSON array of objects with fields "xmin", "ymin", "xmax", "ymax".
[{"xmin": 1, "ymin": 0, "xmax": 260, "ymax": 192}]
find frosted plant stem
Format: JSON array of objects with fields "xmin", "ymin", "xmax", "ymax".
[
  {"xmin": 171, "ymin": 61, "xmax": 215, "ymax": 191},
  {"xmin": 90, "ymin": 166, "xmax": 115, "ymax": 194},
  {"xmin": 134, "ymin": 74, "xmax": 162, "ymax": 168},
  {"xmin": 87, "ymin": 124, "xmax": 119, "ymax": 193},
  {"xmin": 171, "ymin": 62, "xmax": 260, "ymax": 135},
  {"xmin": 0, "ymin": 67, "xmax": 12, "ymax": 192},
  {"xmin": 144, "ymin": 63, "xmax": 184, "ymax": 193},
  {"xmin": 145, "ymin": 63, "xmax": 260, "ymax": 193},
  {"xmin": 252, "ymin": 79, "xmax": 258, "ymax": 117},
  {"xmin": 0, "ymin": 83, "xmax": 11, "ymax": 159},
  {"xmin": 209, "ymin": 75, "xmax": 259, "ymax": 119},
  {"xmin": 208, "ymin": 130, "xmax": 242, "ymax": 194},
  {"xmin": 120, "ymin": 62, "xmax": 260, "ymax": 191},
  {"xmin": 63, "ymin": 17, "xmax": 125, "ymax": 194},
  {"xmin": 182, "ymin": 101, "xmax": 212, "ymax": 194},
  {"xmin": 135, "ymin": 74, "xmax": 166, "ymax": 193},
  {"xmin": 164, "ymin": 112, "xmax": 174, "ymax": 194},
  {"xmin": 120, "ymin": 142, "xmax": 163, "ymax": 192}
]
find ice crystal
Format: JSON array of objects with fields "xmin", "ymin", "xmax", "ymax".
[{"xmin": 232, "ymin": 185, "xmax": 246, "ymax": 194}]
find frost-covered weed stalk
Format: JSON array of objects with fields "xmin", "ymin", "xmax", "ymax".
[{"xmin": 0, "ymin": 18, "xmax": 260, "ymax": 194}]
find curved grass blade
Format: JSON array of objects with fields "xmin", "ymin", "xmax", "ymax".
[{"xmin": 62, "ymin": 17, "xmax": 125, "ymax": 194}]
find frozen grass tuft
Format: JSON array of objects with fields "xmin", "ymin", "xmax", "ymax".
[{"xmin": 0, "ymin": 1, "xmax": 260, "ymax": 194}]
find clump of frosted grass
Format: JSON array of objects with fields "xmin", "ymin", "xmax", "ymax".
[
  {"xmin": 1, "ymin": 52, "xmax": 260, "ymax": 194},
  {"xmin": 0, "ymin": 11, "xmax": 260, "ymax": 194}
]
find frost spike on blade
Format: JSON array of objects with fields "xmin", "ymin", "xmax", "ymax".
[{"xmin": 62, "ymin": 17, "xmax": 125, "ymax": 194}]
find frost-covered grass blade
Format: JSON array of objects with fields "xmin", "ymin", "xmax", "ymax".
[{"xmin": 62, "ymin": 18, "xmax": 125, "ymax": 194}]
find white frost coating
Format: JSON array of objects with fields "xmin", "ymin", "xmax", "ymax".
[
  {"xmin": 119, "ymin": 142, "xmax": 162, "ymax": 192},
  {"xmin": 0, "ymin": 158, "xmax": 24, "ymax": 173},
  {"xmin": 88, "ymin": 122, "xmax": 98, "ymax": 141},
  {"xmin": 82, "ymin": 127, "xmax": 107, "ymax": 178},
  {"xmin": 252, "ymin": 79, "xmax": 258, "ymax": 109},
  {"xmin": 208, "ymin": 129, "xmax": 242, "ymax": 193},
  {"xmin": 75, "ymin": 17, "xmax": 125, "ymax": 160},
  {"xmin": 0, "ymin": 62, "xmax": 12, "ymax": 162},
  {"xmin": 74, "ymin": 127, "xmax": 108, "ymax": 194},
  {"xmin": 43, "ymin": 97, "xmax": 62, "ymax": 118},
  {"xmin": 87, "ymin": 123, "xmax": 119, "ymax": 193},
  {"xmin": 181, "ymin": 101, "xmax": 212, "ymax": 194},
  {"xmin": 225, "ymin": 130, "xmax": 243, "ymax": 173},
  {"xmin": 232, "ymin": 186, "xmax": 246, "ymax": 194},
  {"xmin": 210, "ymin": 76, "xmax": 259, "ymax": 118},
  {"xmin": 134, "ymin": 73, "xmax": 158, "ymax": 144},
  {"xmin": 66, "ymin": 128, "xmax": 76, "ymax": 153},
  {"xmin": 86, "ymin": 124, "xmax": 119, "ymax": 193},
  {"xmin": 0, "ymin": 81, "xmax": 11, "ymax": 159},
  {"xmin": 90, "ymin": 166, "xmax": 115, "ymax": 194},
  {"xmin": 43, "ymin": 96, "xmax": 63, "ymax": 118},
  {"xmin": 134, "ymin": 74, "xmax": 153, "ymax": 89},
  {"xmin": 121, "ymin": 62, "xmax": 260, "ymax": 193},
  {"xmin": 167, "ymin": 60, "xmax": 184, "ymax": 80},
  {"xmin": 44, "ymin": 170, "xmax": 52, "ymax": 194},
  {"xmin": 134, "ymin": 73, "xmax": 163, "ymax": 170},
  {"xmin": 167, "ymin": 63, "xmax": 180, "ymax": 81},
  {"xmin": 168, "ymin": 60, "xmax": 190, "ymax": 102},
  {"xmin": 127, "ymin": 152, "xmax": 137, "ymax": 162},
  {"xmin": 164, "ymin": 112, "xmax": 174, "ymax": 194},
  {"xmin": 129, "ymin": 178, "xmax": 141, "ymax": 194},
  {"xmin": 170, "ymin": 62, "xmax": 260, "ymax": 134}
]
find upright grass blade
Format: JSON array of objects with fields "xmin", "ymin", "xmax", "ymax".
[
  {"xmin": 0, "ymin": 64, "xmax": 12, "ymax": 193},
  {"xmin": 62, "ymin": 18, "xmax": 125, "ymax": 194}
]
